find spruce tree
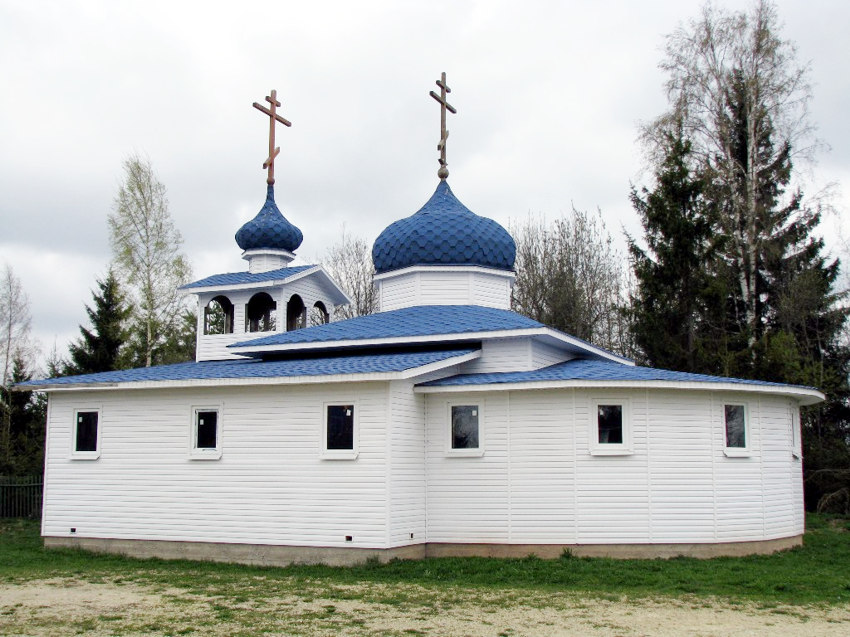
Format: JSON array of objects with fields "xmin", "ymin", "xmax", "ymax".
[
  {"xmin": 628, "ymin": 131, "xmax": 722, "ymax": 372},
  {"xmin": 66, "ymin": 270, "xmax": 130, "ymax": 375}
]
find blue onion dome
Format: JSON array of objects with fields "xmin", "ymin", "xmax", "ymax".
[
  {"xmin": 235, "ymin": 185, "xmax": 303, "ymax": 252},
  {"xmin": 372, "ymin": 180, "xmax": 516, "ymax": 274}
]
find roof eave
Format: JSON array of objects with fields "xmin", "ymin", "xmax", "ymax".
[
  {"xmin": 20, "ymin": 350, "xmax": 481, "ymax": 393},
  {"xmin": 413, "ymin": 378, "xmax": 825, "ymax": 405}
]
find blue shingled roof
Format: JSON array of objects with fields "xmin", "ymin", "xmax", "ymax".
[
  {"xmin": 235, "ymin": 184, "xmax": 303, "ymax": 252},
  {"xmin": 372, "ymin": 181, "xmax": 516, "ymax": 274},
  {"xmin": 419, "ymin": 358, "xmax": 810, "ymax": 389},
  {"xmin": 231, "ymin": 305, "xmax": 543, "ymax": 349},
  {"xmin": 18, "ymin": 349, "xmax": 478, "ymax": 388},
  {"xmin": 181, "ymin": 265, "xmax": 314, "ymax": 290}
]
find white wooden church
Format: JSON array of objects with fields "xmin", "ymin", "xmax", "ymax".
[{"xmin": 23, "ymin": 80, "xmax": 823, "ymax": 564}]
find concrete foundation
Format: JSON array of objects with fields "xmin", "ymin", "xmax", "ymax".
[{"xmin": 44, "ymin": 534, "xmax": 802, "ymax": 566}]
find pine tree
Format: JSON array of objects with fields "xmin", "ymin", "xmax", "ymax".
[
  {"xmin": 66, "ymin": 270, "xmax": 130, "ymax": 375},
  {"xmin": 628, "ymin": 131, "xmax": 723, "ymax": 372}
]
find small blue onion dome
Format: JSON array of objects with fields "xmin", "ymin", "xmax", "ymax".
[
  {"xmin": 235, "ymin": 185, "xmax": 303, "ymax": 252},
  {"xmin": 372, "ymin": 180, "xmax": 516, "ymax": 274}
]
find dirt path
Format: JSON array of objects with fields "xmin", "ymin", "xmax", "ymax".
[{"xmin": 1, "ymin": 577, "xmax": 849, "ymax": 636}]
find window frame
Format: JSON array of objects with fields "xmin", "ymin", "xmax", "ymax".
[
  {"xmin": 71, "ymin": 407, "xmax": 102, "ymax": 460},
  {"xmin": 189, "ymin": 405, "xmax": 222, "ymax": 460},
  {"xmin": 589, "ymin": 398, "xmax": 632, "ymax": 456},
  {"xmin": 723, "ymin": 402, "xmax": 751, "ymax": 457},
  {"xmin": 446, "ymin": 400, "xmax": 485, "ymax": 458},
  {"xmin": 321, "ymin": 401, "xmax": 358, "ymax": 460},
  {"xmin": 790, "ymin": 406, "xmax": 801, "ymax": 460}
]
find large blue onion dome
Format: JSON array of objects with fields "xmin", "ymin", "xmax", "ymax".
[
  {"xmin": 372, "ymin": 180, "xmax": 516, "ymax": 274},
  {"xmin": 235, "ymin": 185, "xmax": 303, "ymax": 252}
]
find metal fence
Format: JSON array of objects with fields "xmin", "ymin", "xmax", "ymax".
[{"xmin": 0, "ymin": 475, "xmax": 43, "ymax": 518}]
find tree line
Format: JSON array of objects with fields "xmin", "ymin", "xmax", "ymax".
[{"xmin": 1, "ymin": 1, "xmax": 847, "ymax": 510}]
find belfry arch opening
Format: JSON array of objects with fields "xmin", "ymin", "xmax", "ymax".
[
  {"xmin": 246, "ymin": 292, "xmax": 277, "ymax": 332},
  {"xmin": 286, "ymin": 294, "xmax": 307, "ymax": 331},
  {"xmin": 204, "ymin": 295, "xmax": 234, "ymax": 335},
  {"xmin": 310, "ymin": 301, "xmax": 330, "ymax": 326}
]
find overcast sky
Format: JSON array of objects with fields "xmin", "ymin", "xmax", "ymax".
[{"xmin": 2, "ymin": 0, "xmax": 848, "ymax": 369}]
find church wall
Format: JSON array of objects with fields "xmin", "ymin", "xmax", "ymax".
[
  {"xmin": 530, "ymin": 340, "xmax": 573, "ymax": 369},
  {"xmin": 459, "ymin": 339, "xmax": 532, "ymax": 374},
  {"xmin": 377, "ymin": 269, "xmax": 512, "ymax": 312},
  {"xmin": 423, "ymin": 388, "xmax": 803, "ymax": 546},
  {"xmin": 386, "ymin": 380, "xmax": 427, "ymax": 546},
  {"xmin": 42, "ymin": 383, "xmax": 391, "ymax": 549}
]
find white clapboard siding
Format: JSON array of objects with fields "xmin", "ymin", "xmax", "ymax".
[
  {"xmin": 377, "ymin": 268, "xmax": 512, "ymax": 312},
  {"xmin": 423, "ymin": 388, "xmax": 802, "ymax": 546},
  {"xmin": 44, "ymin": 383, "xmax": 391, "ymax": 548},
  {"xmin": 646, "ymin": 392, "xmax": 716, "ymax": 542},
  {"xmin": 575, "ymin": 390, "xmax": 651, "ymax": 542},
  {"xmin": 460, "ymin": 338, "xmax": 532, "ymax": 374},
  {"xmin": 530, "ymin": 340, "xmax": 572, "ymax": 368},
  {"xmin": 425, "ymin": 393, "xmax": 511, "ymax": 542},
  {"xmin": 507, "ymin": 390, "xmax": 576, "ymax": 542},
  {"xmin": 387, "ymin": 380, "xmax": 427, "ymax": 545}
]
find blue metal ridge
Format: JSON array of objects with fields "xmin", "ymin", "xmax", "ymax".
[
  {"xmin": 181, "ymin": 265, "xmax": 314, "ymax": 290},
  {"xmin": 372, "ymin": 181, "xmax": 516, "ymax": 274},
  {"xmin": 17, "ymin": 348, "xmax": 479, "ymax": 388},
  {"xmin": 230, "ymin": 305, "xmax": 544, "ymax": 349},
  {"xmin": 418, "ymin": 358, "xmax": 817, "ymax": 390}
]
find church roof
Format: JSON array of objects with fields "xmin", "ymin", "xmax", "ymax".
[
  {"xmin": 231, "ymin": 305, "xmax": 541, "ymax": 350},
  {"xmin": 372, "ymin": 181, "xmax": 516, "ymax": 274},
  {"xmin": 416, "ymin": 358, "xmax": 824, "ymax": 404},
  {"xmin": 17, "ymin": 348, "xmax": 478, "ymax": 390},
  {"xmin": 235, "ymin": 185, "xmax": 303, "ymax": 252},
  {"xmin": 420, "ymin": 358, "xmax": 793, "ymax": 387},
  {"xmin": 181, "ymin": 265, "xmax": 314, "ymax": 290}
]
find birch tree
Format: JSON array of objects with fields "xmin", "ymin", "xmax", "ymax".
[
  {"xmin": 643, "ymin": 0, "xmax": 814, "ymax": 349},
  {"xmin": 0, "ymin": 265, "xmax": 34, "ymax": 470},
  {"xmin": 109, "ymin": 155, "xmax": 192, "ymax": 367}
]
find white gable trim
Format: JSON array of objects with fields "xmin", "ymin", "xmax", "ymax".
[
  {"xmin": 180, "ymin": 265, "xmax": 351, "ymax": 306},
  {"xmin": 372, "ymin": 264, "xmax": 516, "ymax": 282},
  {"xmin": 413, "ymin": 378, "xmax": 824, "ymax": 405},
  {"xmin": 231, "ymin": 328, "xmax": 632, "ymax": 365},
  {"xmin": 28, "ymin": 350, "xmax": 481, "ymax": 393}
]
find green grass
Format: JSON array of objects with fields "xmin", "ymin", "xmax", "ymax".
[{"xmin": 2, "ymin": 515, "xmax": 850, "ymax": 607}]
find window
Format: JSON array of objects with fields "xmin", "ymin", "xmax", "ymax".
[
  {"xmin": 323, "ymin": 403, "xmax": 357, "ymax": 459},
  {"xmin": 723, "ymin": 403, "xmax": 750, "ymax": 457},
  {"xmin": 72, "ymin": 409, "xmax": 101, "ymax": 459},
  {"xmin": 191, "ymin": 407, "xmax": 221, "ymax": 459},
  {"xmin": 590, "ymin": 399, "xmax": 631, "ymax": 455},
  {"xmin": 447, "ymin": 402, "xmax": 484, "ymax": 457},
  {"xmin": 204, "ymin": 295, "xmax": 234, "ymax": 334},
  {"xmin": 246, "ymin": 292, "xmax": 277, "ymax": 332}
]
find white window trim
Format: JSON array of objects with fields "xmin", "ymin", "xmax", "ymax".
[
  {"xmin": 446, "ymin": 400, "xmax": 485, "ymax": 458},
  {"xmin": 321, "ymin": 401, "xmax": 359, "ymax": 460},
  {"xmin": 71, "ymin": 407, "xmax": 102, "ymax": 460},
  {"xmin": 589, "ymin": 398, "xmax": 632, "ymax": 456},
  {"xmin": 723, "ymin": 402, "xmax": 751, "ymax": 458},
  {"xmin": 791, "ymin": 406, "xmax": 801, "ymax": 460},
  {"xmin": 189, "ymin": 405, "xmax": 222, "ymax": 460}
]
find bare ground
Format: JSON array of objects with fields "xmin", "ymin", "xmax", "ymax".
[{"xmin": 1, "ymin": 577, "xmax": 849, "ymax": 636}]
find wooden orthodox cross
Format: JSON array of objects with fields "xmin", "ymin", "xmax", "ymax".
[
  {"xmin": 253, "ymin": 89, "xmax": 292, "ymax": 185},
  {"xmin": 429, "ymin": 72, "xmax": 456, "ymax": 180}
]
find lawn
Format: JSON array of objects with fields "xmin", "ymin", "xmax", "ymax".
[{"xmin": 2, "ymin": 516, "xmax": 849, "ymax": 606}]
